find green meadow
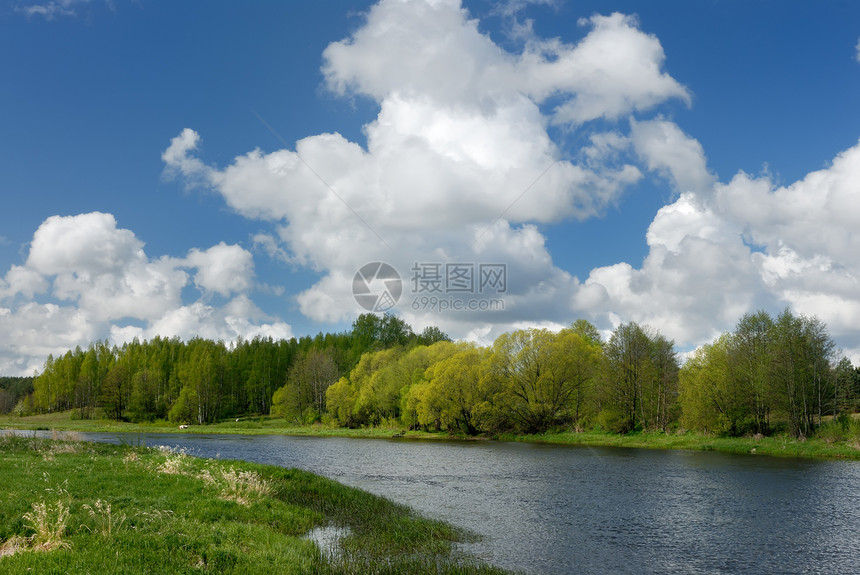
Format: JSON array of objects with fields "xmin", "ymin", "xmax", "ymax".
[{"xmin": 0, "ymin": 433, "xmax": 511, "ymax": 574}]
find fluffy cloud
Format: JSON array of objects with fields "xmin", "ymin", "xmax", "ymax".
[
  {"xmin": 184, "ymin": 243, "xmax": 254, "ymax": 297},
  {"xmin": 715, "ymin": 144, "xmax": 860, "ymax": 263},
  {"xmin": 577, "ymin": 191, "xmax": 763, "ymax": 346},
  {"xmin": 715, "ymin": 143, "xmax": 860, "ymax": 350},
  {"xmin": 322, "ymin": 5, "xmax": 689, "ymax": 125},
  {"xmin": 579, "ymin": 134, "xmax": 860, "ymax": 362},
  {"xmin": 519, "ymin": 13, "xmax": 691, "ymax": 125},
  {"xmin": 163, "ymin": 0, "xmax": 688, "ymax": 339},
  {"xmin": 24, "ymin": 213, "xmax": 184, "ymax": 322},
  {"xmin": 162, "ymin": 0, "xmax": 860, "ymax": 364},
  {"xmin": 127, "ymin": 295, "xmax": 291, "ymax": 343},
  {"xmin": 0, "ymin": 303, "xmax": 96, "ymax": 375},
  {"xmin": 630, "ymin": 119, "xmax": 715, "ymax": 194},
  {"xmin": 0, "ymin": 265, "xmax": 48, "ymax": 300},
  {"xmin": 9, "ymin": 0, "xmax": 854, "ymax": 374},
  {"xmin": 5, "ymin": 0, "xmax": 854, "ymax": 380},
  {"xmin": 27, "ymin": 212, "xmax": 144, "ymax": 276},
  {"xmin": 215, "ymin": 1, "xmax": 860, "ymax": 359},
  {"xmin": 0, "ymin": 213, "xmax": 292, "ymax": 375}
]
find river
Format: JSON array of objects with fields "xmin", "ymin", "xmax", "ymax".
[{"xmin": 69, "ymin": 433, "xmax": 860, "ymax": 574}]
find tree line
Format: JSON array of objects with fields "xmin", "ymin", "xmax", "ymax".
[
  {"xmin": 316, "ymin": 319, "xmax": 679, "ymax": 435},
  {"xmin": 19, "ymin": 308, "xmax": 860, "ymax": 438},
  {"xmin": 25, "ymin": 314, "xmax": 441, "ymax": 424}
]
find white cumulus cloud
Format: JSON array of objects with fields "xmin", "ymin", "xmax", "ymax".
[
  {"xmin": 154, "ymin": 0, "xmax": 860, "ymax": 367},
  {"xmin": 9, "ymin": 0, "xmax": 858, "ymax": 373},
  {"xmin": 184, "ymin": 242, "xmax": 255, "ymax": 298},
  {"xmin": 579, "ymin": 134, "xmax": 860, "ymax": 363},
  {"xmin": 162, "ymin": 0, "xmax": 688, "ymax": 339},
  {"xmin": 0, "ymin": 212, "xmax": 292, "ymax": 374}
]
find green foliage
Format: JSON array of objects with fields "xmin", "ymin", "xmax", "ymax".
[
  {"xmin": 680, "ymin": 334, "xmax": 744, "ymax": 435},
  {"xmin": 325, "ymin": 377, "xmax": 359, "ymax": 428},
  {"xmin": 594, "ymin": 408, "xmax": 629, "ymax": 434},
  {"xmin": 272, "ymin": 348, "xmax": 340, "ymax": 424},
  {"xmin": 406, "ymin": 343, "xmax": 488, "ymax": 434},
  {"xmin": 0, "ymin": 378, "xmax": 33, "ymax": 415},
  {"xmin": 600, "ymin": 323, "xmax": 679, "ymax": 433},
  {"xmin": 680, "ymin": 308, "xmax": 841, "ymax": 438},
  {"xmin": 485, "ymin": 327, "xmax": 604, "ymax": 434}
]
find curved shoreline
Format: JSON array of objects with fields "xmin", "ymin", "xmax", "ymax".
[{"xmin": 0, "ymin": 434, "xmax": 509, "ymax": 574}]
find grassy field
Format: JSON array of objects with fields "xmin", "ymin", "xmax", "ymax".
[
  {"xmin": 0, "ymin": 433, "xmax": 511, "ymax": 574},
  {"xmin": 3, "ymin": 410, "xmax": 860, "ymax": 460}
]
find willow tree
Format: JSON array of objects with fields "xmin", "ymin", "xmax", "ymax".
[
  {"xmin": 485, "ymin": 327, "xmax": 602, "ymax": 434},
  {"xmin": 325, "ymin": 347, "xmax": 404, "ymax": 427},
  {"xmin": 408, "ymin": 343, "xmax": 493, "ymax": 434}
]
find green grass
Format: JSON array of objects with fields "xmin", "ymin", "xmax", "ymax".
[{"xmin": 0, "ymin": 434, "xmax": 512, "ymax": 574}]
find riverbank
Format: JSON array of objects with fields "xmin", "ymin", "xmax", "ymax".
[
  {"xmin": 3, "ymin": 411, "xmax": 860, "ymax": 460},
  {"xmin": 0, "ymin": 433, "xmax": 509, "ymax": 574},
  {"xmin": 500, "ymin": 429, "xmax": 860, "ymax": 460}
]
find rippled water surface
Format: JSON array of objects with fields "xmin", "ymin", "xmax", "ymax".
[{"xmin": 76, "ymin": 433, "xmax": 860, "ymax": 574}]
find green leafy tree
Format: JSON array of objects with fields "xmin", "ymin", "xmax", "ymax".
[
  {"xmin": 171, "ymin": 339, "xmax": 226, "ymax": 424},
  {"xmin": 388, "ymin": 341, "xmax": 459, "ymax": 429},
  {"xmin": 600, "ymin": 323, "xmax": 678, "ymax": 432},
  {"xmin": 127, "ymin": 368, "xmax": 161, "ymax": 422},
  {"xmin": 770, "ymin": 309, "xmax": 835, "ymax": 437},
  {"xmin": 419, "ymin": 344, "xmax": 493, "ymax": 434},
  {"xmin": 351, "ymin": 347, "xmax": 404, "ymax": 425},
  {"xmin": 833, "ymin": 356, "xmax": 857, "ymax": 414},
  {"xmin": 325, "ymin": 376, "xmax": 359, "ymax": 427},
  {"xmin": 101, "ymin": 362, "xmax": 131, "ymax": 421},
  {"xmin": 680, "ymin": 334, "xmax": 749, "ymax": 435},
  {"xmin": 570, "ymin": 319, "xmax": 603, "ymax": 348},
  {"xmin": 76, "ymin": 342, "xmax": 114, "ymax": 419},
  {"xmin": 0, "ymin": 377, "xmax": 34, "ymax": 414},
  {"xmin": 486, "ymin": 328, "xmax": 603, "ymax": 434},
  {"xmin": 272, "ymin": 348, "xmax": 339, "ymax": 423},
  {"xmin": 416, "ymin": 325, "xmax": 451, "ymax": 346},
  {"xmin": 728, "ymin": 310, "xmax": 775, "ymax": 435}
]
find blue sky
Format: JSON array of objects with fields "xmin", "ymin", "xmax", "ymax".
[{"xmin": 1, "ymin": 0, "xmax": 860, "ymax": 375}]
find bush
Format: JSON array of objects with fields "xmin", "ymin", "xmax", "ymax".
[
  {"xmin": 595, "ymin": 409, "xmax": 631, "ymax": 434},
  {"xmin": 816, "ymin": 422, "xmax": 846, "ymax": 444}
]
